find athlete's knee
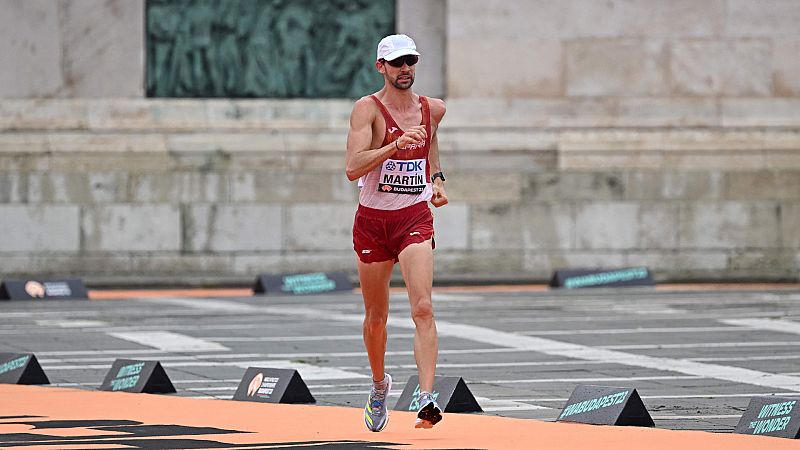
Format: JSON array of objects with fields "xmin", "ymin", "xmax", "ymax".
[{"xmin": 410, "ymin": 299, "xmax": 434, "ymax": 324}]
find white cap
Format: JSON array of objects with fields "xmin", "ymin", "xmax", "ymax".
[{"xmin": 376, "ymin": 34, "xmax": 421, "ymax": 61}]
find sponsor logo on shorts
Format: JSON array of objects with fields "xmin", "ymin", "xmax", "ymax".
[
  {"xmin": 361, "ymin": 249, "xmax": 372, "ymax": 254},
  {"xmin": 409, "ymin": 232, "xmax": 421, "ymax": 236}
]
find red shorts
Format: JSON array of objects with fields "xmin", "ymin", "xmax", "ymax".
[{"xmin": 353, "ymin": 202, "xmax": 435, "ymax": 263}]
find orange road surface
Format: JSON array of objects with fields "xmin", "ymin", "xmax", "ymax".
[{"xmin": 0, "ymin": 385, "xmax": 797, "ymax": 449}]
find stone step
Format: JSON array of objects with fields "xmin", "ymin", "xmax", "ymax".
[{"xmin": 3, "ymin": 98, "xmax": 800, "ymax": 131}]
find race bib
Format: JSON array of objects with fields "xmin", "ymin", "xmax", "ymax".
[{"xmin": 378, "ymin": 158, "xmax": 426, "ymax": 194}]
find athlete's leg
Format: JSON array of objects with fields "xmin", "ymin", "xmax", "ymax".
[
  {"xmin": 397, "ymin": 239, "xmax": 437, "ymax": 393},
  {"xmin": 358, "ymin": 258, "xmax": 394, "ymax": 382}
]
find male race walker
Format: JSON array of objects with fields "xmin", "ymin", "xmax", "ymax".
[{"xmin": 345, "ymin": 34, "xmax": 448, "ymax": 431}]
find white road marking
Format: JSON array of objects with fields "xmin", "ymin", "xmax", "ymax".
[
  {"xmin": 428, "ymin": 320, "xmax": 800, "ymax": 392},
  {"xmin": 494, "ymin": 392, "xmax": 800, "ymax": 403},
  {"xmin": 601, "ymin": 341, "xmax": 800, "ymax": 350},
  {"xmin": 689, "ymin": 354, "xmax": 800, "ymax": 362},
  {"xmin": 34, "ymin": 320, "xmax": 108, "ymax": 328},
  {"xmin": 229, "ymin": 360, "xmax": 367, "ymax": 380},
  {"xmin": 206, "ymin": 333, "xmax": 415, "ymax": 342},
  {"xmin": 474, "ymin": 397, "xmax": 550, "ymax": 411},
  {"xmin": 651, "ymin": 415, "xmax": 742, "ymax": 420},
  {"xmin": 517, "ymin": 326, "xmax": 751, "ymax": 336},
  {"xmin": 475, "ymin": 375, "xmax": 703, "ymax": 384},
  {"xmin": 721, "ymin": 318, "xmax": 800, "ymax": 335},
  {"xmin": 144, "ymin": 298, "xmax": 800, "ymax": 392},
  {"xmin": 107, "ymin": 331, "xmax": 230, "ymax": 352}
]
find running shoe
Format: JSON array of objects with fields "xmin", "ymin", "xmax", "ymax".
[
  {"xmin": 414, "ymin": 391, "xmax": 443, "ymax": 429},
  {"xmin": 364, "ymin": 374, "xmax": 392, "ymax": 432}
]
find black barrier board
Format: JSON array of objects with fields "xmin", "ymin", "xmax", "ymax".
[
  {"xmin": 253, "ymin": 272, "xmax": 352, "ymax": 296},
  {"xmin": 557, "ymin": 385, "xmax": 653, "ymax": 427},
  {"xmin": 393, "ymin": 375, "xmax": 481, "ymax": 413},
  {"xmin": 0, "ymin": 279, "xmax": 89, "ymax": 300},
  {"xmin": 232, "ymin": 367, "xmax": 315, "ymax": 404},
  {"xmin": 99, "ymin": 359, "xmax": 175, "ymax": 394},
  {"xmin": 735, "ymin": 396, "xmax": 800, "ymax": 438},
  {"xmin": 549, "ymin": 267, "xmax": 655, "ymax": 289},
  {"xmin": 0, "ymin": 353, "xmax": 49, "ymax": 385}
]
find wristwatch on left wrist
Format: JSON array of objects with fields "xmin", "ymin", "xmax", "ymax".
[{"xmin": 431, "ymin": 171, "xmax": 445, "ymax": 183}]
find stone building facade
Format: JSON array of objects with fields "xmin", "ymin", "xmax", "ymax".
[{"xmin": 1, "ymin": 0, "xmax": 798, "ymax": 284}]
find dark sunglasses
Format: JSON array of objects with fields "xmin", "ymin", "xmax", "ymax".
[{"xmin": 382, "ymin": 55, "xmax": 419, "ymax": 68}]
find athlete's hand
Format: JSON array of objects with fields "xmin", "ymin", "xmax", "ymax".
[
  {"xmin": 431, "ymin": 181, "xmax": 448, "ymax": 208},
  {"xmin": 395, "ymin": 125, "xmax": 427, "ymax": 150}
]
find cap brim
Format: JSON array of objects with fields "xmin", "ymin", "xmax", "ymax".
[{"xmin": 380, "ymin": 49, "xmax": 421, "ymax": 61}]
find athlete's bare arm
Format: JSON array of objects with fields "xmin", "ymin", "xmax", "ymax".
[
  {"xmin": 345, "ymin": 97, "xmax": 427, "ymax": 181},
  {"xmin": 427, "ymin": 98, "xmax": 448, "ymax": 208}
]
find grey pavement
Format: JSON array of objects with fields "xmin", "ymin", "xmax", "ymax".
[{"xmin": 2, "ymin": 287, "xmax": 800, "ymax": 434}]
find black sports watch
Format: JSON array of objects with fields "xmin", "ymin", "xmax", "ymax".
[{"xmin": 431, "ymin": 172, "xmax": 445, "ymax": 183}]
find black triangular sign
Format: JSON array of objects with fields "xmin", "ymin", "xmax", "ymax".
[
  {"xmin": 735, "ymin": 396, "xmax": 800, "ymax": 438},
  {"xmin": 557, "ymin": 385, "xmax": 653, "ymax": 427},
  {"xmin": 99, "ymin": 359, "xmax": 175, "ymax": 394},
  {"xmin": 0, "ymin": 279, "xmax": 89, "ymax": 300},
  {"xmin": 393, "ymin": 375, "xmax": 482, "ymax": 413},
  {"xmin": 253, "ymin": 272, "xmax": 352, "ymax": 296},
  {"xmin": 140, "ymin": 362, "xmax": 176, "ymax": 394},
  {"xmin": 232, "ymin": 367, "xmax": 315, "ymax": 404},
  {"xmin": 616, "ymin": 389, "xmax": 654, "ymax": 426},
  {"xmin": 0, "ymin": 353, "xmax": 49, "ymax": 385},
  {"xmin": 549, "ymin": 267, "xmax": 655, "ymax": 288}
]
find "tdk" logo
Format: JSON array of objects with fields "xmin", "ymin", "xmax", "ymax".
[{"xmin": 392, "ymin": 161, "xmax": 423, "ymax": 172}]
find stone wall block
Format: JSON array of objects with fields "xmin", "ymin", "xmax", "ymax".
[
  {"xmin": 61, "ymin": 0, "xmax": 144, "ymax": 97},
  {"xmin": 625, "ymin": 171, "xmax": 726, "ymax": 201},
  {"xmin": 205, "ymin": 100, "xmax": 352, "ymax": 130},
  {"xmin": 782, "ymin": 203, "xmax": 800, "ymax": 249},
  {"xmin": 471, "ymin": 204, "xmax": 522, "ymax": 250},
  {"xmin": 0, "ymin": 134, "xmax": 50, "ymax": 153},
  {"xmin": 566, "ymin": 39, "xmax": 669, "ymax": 96},
  {"xmin": 45, "ymin": 133, "xmax": 168, "ymax": 153},
  {"xmin": 765, "ymin": 151, "xmax": 800, "ymax": 170},
  {"xmin": 436, "ymin": 250, "xmax": 524, "ymax": 275},
  {"xmin": 0, "ymin": 0, "xmax": 62, "ymax": 98},
  {"xmin": 446, "ymin": 172, "xmax": 523, "ymax": 204},
  {"xmin": 575, "ymin": 202, "xmax": 639, "ymax": 250},
  {"xmin": 0, "ymin": 100, "xmax": 88, "ymax": 130},
  {"xmin": 431, "ymin": 203, "xmax": 469, "ymax": 250},
  {"xmin": 129, "ymin": 172, "xmax": 228, "ymax": 203},
  {"xmin": 662, "ymin": 152, "xmax": 766, "ymax": 171},
  {"xmin": 638, "ymin": 204, "xmax": 679, "ymax": 249},
  {"xmin": 0, "ymin": 205, "xmax": 79, "ymax": 252},
  {"xmin": 670, "ymin": 40, "xmax": 772, "ymax": 96},
  {"xmin": 184, "ymin": 204, "xmax": 282, "ymax": 252},
  {"xmin": 448, "ymin": 37, "xmax": 562, "ymax": 97},
  {"xmin": 722, "ymin": 99, "xmax": 800, "ymax": 127},
  {"xmin": 773, "ymin": 39, "xmax": 800, "ymax": 96},
  {"xmin": 82, "ymin": 204, "xmax": 181, "ymax": 252},
  {"xmin": 558, "ymin": 152, "xmax": 665, "ymax": 171},
  {"xmin": 130, "ymin": 254, "xmax": 234, "ymax": 275},
  {"xmin": 726, "ymin": 250, "xmax": 798, "ymax": 280},
  {"xmin": 625, "ymin": 250, "xmax": 729, "ymax": 273},
  {"xmin": 286, "ymin": 204, "xmax": 357, "ymax": 251},
  {"xmin": 679, "ymin": 202, "xmax": 781, "ymax": 249},
  {"xmin": 448, "ymin": 0, "xmax": 723, "ymax": 39},
  {"xmin": 725, "ymin": 0, "xmax": 800, "ymax": 37},
  {"xmin": 524, "ymin": 173, "xmax": 626, "ymax": 202},
  {"xmin": 0, "ymin": 172, "xmax": 27, "ymax": 203},
  {"xmin": 521, "ymin": 204, "xmax": 573, "ymax": 250},
  {"xmin": 167, "ymin": 132, "xmax": 285, "ymax": 153},
  {"xmin": 87, "ymin": 100, "xmax": 208, "ymax": 130}
]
